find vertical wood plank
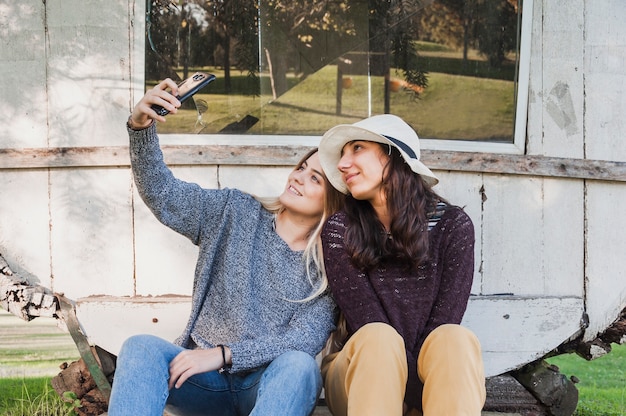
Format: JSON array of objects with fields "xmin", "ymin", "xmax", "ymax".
[
  {"xmin": 45, "ymin": 0, "xmax": 131, "ymax": 147},
  {"xmin": 584, "ymin": 182, "xmax": 626, "ymax": 341},
  {"xmin": 50, "ymin": 168, "xmax": 134, "ymax": 298},
  {"xmin": 134, "ymin": 166, "xmax": 219, "ymax": 296},
  {"xmin": 529, "ymin": 0, "xmax": 585, "ymax": 158},
  {"xmin": 525, "ymin": 0, "xmax": 543, "ymax": 154},
  {"xmin": 542, "ymin": 179, "xmax": 584, "ymax": 297},
  {"xmin": 434, "ymin": 171, "xmax": 484, "ymax": 295},
  {"xmin": 583, "ymin": 0, "xmax": 626, "ymax": 162},
  {"xmin": 0, "ymin": 1, "xmax": 48, "ymax": 148},
  {"xmin": 481, "ymin": 175, "xmax": 545, "ymax": 295},
  {"xmin": 0, "ymin": 171, "xmax": 51, "ymax": 286}
]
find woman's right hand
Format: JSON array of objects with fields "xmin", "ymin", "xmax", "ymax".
[
  {"xmin": 168, "ymin": 346, "xmax": 231, "ymax": 389},
  {"xmin": 128, "ymin": 78, "xmax": 181, "ymax": 130}
]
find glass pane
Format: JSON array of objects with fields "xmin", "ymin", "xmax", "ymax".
[{"xmin": 146, "ymin": 0, "xmax": 523, "ymax": 142}]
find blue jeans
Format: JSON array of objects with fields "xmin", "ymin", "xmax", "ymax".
[{"xmin": 108, "ymin": 335, "xmax": 322, "ymax": 416}]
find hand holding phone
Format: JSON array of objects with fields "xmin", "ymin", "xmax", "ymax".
[{"xmin": 151, "ymin": 72, "xmax": 216, "ymax": 116}]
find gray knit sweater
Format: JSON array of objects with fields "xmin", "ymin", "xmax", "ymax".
[{"xmin": 128, "ymin": 123, "xmax": 336, "ymax": 373}]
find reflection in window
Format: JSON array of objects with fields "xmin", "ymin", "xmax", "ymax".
[{"xmin": 146, "ymin": 0, "xmax": 525, "ymax": 142}]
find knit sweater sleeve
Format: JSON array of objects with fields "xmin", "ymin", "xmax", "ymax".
[
  {"xmin": 128, "ymin": 123, "xmax": 223, "ymax": 244},
  {"xmin": 420, "ymin": 208, "xmax": 475, "ymax": 342}
]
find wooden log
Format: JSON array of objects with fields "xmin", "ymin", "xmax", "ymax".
[
  {"xmin": 51, "ymin": 346, "xmax": 116, "ymax": 416},
  {"xmin": 511, "ymin": 360, "xmax": 578, "ymax": 416},
  {"xmin": 77, "ymin": 388, "xmax": 108, "ymax": 416},
  {"xmin": 483, "ymin": 374, "xmax": 547, "ymax": 415},
  {"xmin": 0, "ymin": 253, "xmax": 59, "ymax": 320},
  {"xmin": 51, "ymin": 359, "xmax": 96, "ymax": 400}
]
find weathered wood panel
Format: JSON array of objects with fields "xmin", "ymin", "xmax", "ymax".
[
  {"xmin": 541, "ymin": 179, "xmax": 585, "ymax": 297},
  {"xmin": 525, "ymin": 0, "xmax": 543, "ymax": 155},
  {"xmin": 0, "ymin": 171, "xmax": 51, "ymax": 286},
  {"xmin": 0, "ymin": 1, "xmax": 48, "ymax": 149},
  {"xmin": 219, "ymin": 165, "xmax": 294, "ymax": 197},
  {"xmin": 462, "ymin": 296, "xmax": 585, "ymax": 376},
  {"xmin": 434, "ymin": 171, "xmax": 484, "ymax": 295},
  {"xmin": 4, "ymin": 147, "xmax": 626, "ymax": 182},
  {"xmin": 74, "ymin": 295, "xmax": 585, "ymax": 378},
  {"xmin": 49, "ymin": 168, "xmax": 135, "ymax": 299},
  {"xmin": 584, "ymin": 182, "xmax": 626, "ymax": 342},
  {"xmin": 530, "ymin": 0, "xmax": 584, "ymax": 158},
  {"xmin": 75, "ymin": 297, "xmax": 191, "ymax": 356},
  {"xmin": 133, "ymin": 167, "xmax": 219, "ymax": 296},
  {"xmin": 480, "ymin": 175, "xmax": 584, "ymax": 298},
  {"xmin": 583, "ymin": 0, "xmax": 626, "ymax": 163},
  {"xmin": 481, "ymin": 175, "xmax": 544, "ymax": 295},
  {"xmin": 45, "ymin": 0, "xmax": 131, "ymax": 148},
  {"xmin": 579, "ymin": 0, "xmax": 626, "ymax": 343}
]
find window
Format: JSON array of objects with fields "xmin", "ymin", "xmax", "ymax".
[{"xmin": 144, "ymin": 0, "xmax": 532, "ymax": 153}]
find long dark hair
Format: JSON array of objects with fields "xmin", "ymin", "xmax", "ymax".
[{"xmin": 344, "ymin": 144, "xmax": 448, "ymax": 271}]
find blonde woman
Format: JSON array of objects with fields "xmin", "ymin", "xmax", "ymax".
[{"xmin": 108, "ymin": 79, "xmax": 344, "ymax": 416}]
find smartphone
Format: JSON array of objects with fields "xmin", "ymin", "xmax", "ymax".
[{"xmin": 151, "ymin": 72, "xmax": 216, "ymax": 116}]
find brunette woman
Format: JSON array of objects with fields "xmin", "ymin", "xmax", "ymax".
[{"xmin": 318, "ymin": 114, "xmax": 485, "ymax": 416}]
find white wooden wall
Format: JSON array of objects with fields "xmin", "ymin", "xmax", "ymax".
[{"xmin": 1, "ymin": 0, "xmax": 625, "ymax": 377}]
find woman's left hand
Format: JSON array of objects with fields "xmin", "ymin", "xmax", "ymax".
[{"xmin": 168, "ymin": 347, "xmax": 227, "ymax": 389}]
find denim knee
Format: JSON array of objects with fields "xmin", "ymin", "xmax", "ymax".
[
  {"xmin": 270, "ymin": 350, "xmax": 321, "ymax": 390},
  {"xmin": 273, "ymin": 350, "xmax": 318, "ymax": 375},
  {"xmin": 119, "ymin": 334, "xmax": 161, "ymax": 357}
]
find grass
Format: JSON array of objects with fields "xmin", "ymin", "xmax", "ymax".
[
  {"xmin": 0, "ymin": 310, "xmax": 80, "ymax": 414},
  {"xmin": 0, "ymin": 377, "xmax": 67, "ymax": 416},
  {"xmin": 547, "ymin": 342, "xmax": 626, "ymax": 416}
]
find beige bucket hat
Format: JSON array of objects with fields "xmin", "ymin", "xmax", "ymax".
[{"xmin": 319, "ymin": 114, "xmax": 438, "ymax": 194}]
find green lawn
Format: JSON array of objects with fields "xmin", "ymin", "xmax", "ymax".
[
  {"xmin": 0, "ymin": 377, "xmax": 67, "ymax": 416},
  {"xmin": 547, "ymin": 343, "xmax": 626, "ymax": 416}
]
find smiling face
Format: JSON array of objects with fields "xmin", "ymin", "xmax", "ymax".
[
  {"xmin": 279, "ymin": 152, "xmax": 327, "ymax": 219},
  {"xmin": 337, "ymin": 140, "xmax": 390, "ymax": 206}
]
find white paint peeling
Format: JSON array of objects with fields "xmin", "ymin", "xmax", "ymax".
[{"xmin": 588, "ymin": 344, "xmax": 608, "ymax": 360}]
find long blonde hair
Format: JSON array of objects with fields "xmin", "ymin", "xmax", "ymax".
[{"xmin": 254, "ymin": 149, "xmax": 344, "ymax": 301}]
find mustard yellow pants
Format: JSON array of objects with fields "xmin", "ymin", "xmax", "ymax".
[{"xmin": 321, "ymin": 322, "xmax": 486, "ymax": 416}]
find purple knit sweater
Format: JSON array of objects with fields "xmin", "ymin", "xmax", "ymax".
[{"xmin": 321, "ymin": 206, "xmax": 475, "ymax": 410}]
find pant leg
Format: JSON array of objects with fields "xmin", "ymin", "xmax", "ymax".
[
  {"xmin": 108, "ymin": 334, "xmax": 181, "ymax": 416},
  {"xmin": 165, "ymin": 369, "xmax": 237, "ymax": 416},
  {"xmin": 109, "ymin": 334, "xmax": 239, "ymax": 416},
  {"xmin": 417, "ymin": 324, "xmax": 486, "ymax": 416},
  {"xmin": 322, "ymin": 322, "xmax": 408, "ymax": 416},
  {"xmin": 249, "ymin": 350, "xmax": 322, "ymax": 416}
]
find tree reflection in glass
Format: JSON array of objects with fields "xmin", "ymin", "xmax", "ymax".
[{"xmin": 146, "ymin": 0, "xmax": 524, "ymax": 143}]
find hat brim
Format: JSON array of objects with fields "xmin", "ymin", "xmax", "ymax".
[{"xmin": 319, "ymin": 124, "xmax": 438, "ymax": 194}]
